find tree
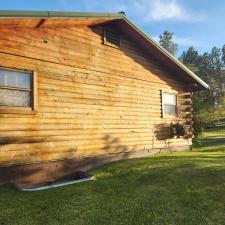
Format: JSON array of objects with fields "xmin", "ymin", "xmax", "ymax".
[
  {"xmin": 180, "ymin": 46, "xmax": 200, "ymax": 73},
  {"xmin": 180, "ymin": 46, "xmax": 225, "ymax": 101},
  {"xmin": 180, "ymin": 46, "xmax": 199, "ymax": 65},
  {"xmin": 159, "ymin": 31, "xmax": 178, "ymax": 56},
  {"xmin": 210, "ymin": 47, "xmax": 225, "ymax": 99}
]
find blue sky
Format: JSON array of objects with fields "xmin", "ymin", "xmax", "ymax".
[{"xmin": 0, "ymin": 0, "xmax": 224, "ymax": 56}]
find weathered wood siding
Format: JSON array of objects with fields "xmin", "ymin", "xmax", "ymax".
[{"xmin": 0, "ymin": 25, "xmax": 192, "ymax": 166}]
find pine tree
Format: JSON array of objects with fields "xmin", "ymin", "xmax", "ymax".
[{"xmin": 159, "ymin": 31, "xmax": 178, "ymax": 56}]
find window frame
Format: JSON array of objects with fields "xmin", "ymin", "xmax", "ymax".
[
  {"xmin": 161, "ymin": 90, "xmax": 178, "ymax": 118},
  {"xmin": 0, "ymin": 67, "xmax": 37, "ymax": 114},
  {"xmin": 103, "ymin": 27, "xmax": 121, "ymax": 49}
]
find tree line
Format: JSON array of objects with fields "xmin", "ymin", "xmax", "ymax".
[{"xmin": 159, "ymin": 32, "xmax": 225, "ymax": 136}]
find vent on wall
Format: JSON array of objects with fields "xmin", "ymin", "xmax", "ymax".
[{"xmin": 103, "ymin": 27, "xmax": 121, "ymax": 48}]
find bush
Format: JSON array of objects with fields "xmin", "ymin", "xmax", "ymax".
[{"xmin": 193, "ymin": 112, "xmax": 217, "ymax": 137}]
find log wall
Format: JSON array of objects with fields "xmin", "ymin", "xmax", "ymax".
[{"xmin": 0, "ymin": 25, "xmax": 192, "ymax": 167}]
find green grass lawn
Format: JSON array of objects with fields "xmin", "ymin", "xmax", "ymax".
[{"xmin": 0, "ymin": 130, "xmax": 225, "ymax": 225}]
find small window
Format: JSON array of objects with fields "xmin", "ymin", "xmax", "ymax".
[
  {"xmin": 103, "ymin": 27, "xmax": 121, "ymax": 48},
  {"xmin": 0, "ymin": 68, "xmax": 36, "ymax": 110},
  {"xmin": 162, "ymin": 92, "xmax": 177, "ymax": 117}
]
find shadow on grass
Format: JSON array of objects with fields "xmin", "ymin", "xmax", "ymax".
[{"xmin": 193, "ymin": 137, "xmax": 225, "ymax": 152}]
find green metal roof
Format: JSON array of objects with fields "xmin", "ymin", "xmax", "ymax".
[
  {"xmin": 0, "ymin": 10, "xmax": 124, "ymax": 18},
  {"xmin": 0, "ymin": 10, "xmax": 209, "ymax": 90}
]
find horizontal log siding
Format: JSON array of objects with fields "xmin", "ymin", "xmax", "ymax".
[{"xmin": 0, "ymin": 25, "xmax": 192, "ymax": 166}]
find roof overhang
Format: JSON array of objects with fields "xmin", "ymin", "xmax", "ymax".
[{"xmin": 0, "ymin": 10, "xmax": 209, "ymax": 91}]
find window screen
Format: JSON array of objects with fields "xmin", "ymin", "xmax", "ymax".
[
  {"xmin": 0, "ymin": 68, "xmax": 32, "ymax": 107},
  {"xmin": 162, "ymin": 92, "xmax": 177, "ymax": 117}
]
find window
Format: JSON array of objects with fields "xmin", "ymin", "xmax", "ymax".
[
  {"xmin": 162, "ymin": 92, "xmax": 177, "ymax": 117},
  {"xmin": 0, "ymin": 67, "xmax": 36, "ymax": 111},
  {"xmin": 103, "ymin": 27, "xmax": 121, "ymax": 48}
]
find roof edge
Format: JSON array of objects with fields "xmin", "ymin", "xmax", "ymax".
[{"xmin": 0, "ymin": 10, "xmax": 124, "ymax": 19}]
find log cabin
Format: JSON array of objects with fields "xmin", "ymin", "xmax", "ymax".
[{"xmin": 0, "ymin": 10, "xmax": 209, "ymax": 187}]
